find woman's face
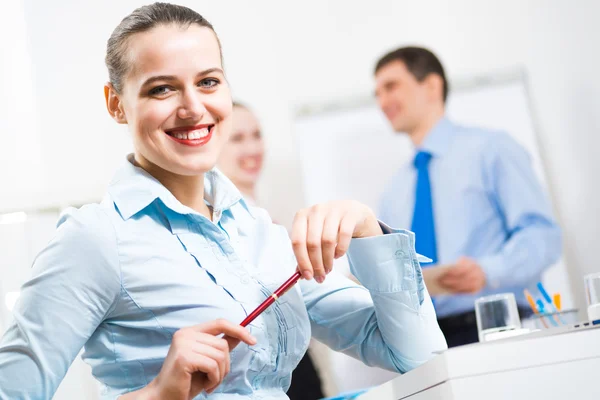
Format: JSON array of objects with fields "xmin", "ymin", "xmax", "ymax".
[
  {"xmin": 106, "ymin": 24, "xmax": 232, "ymax": 177},
  {"xmin": 217, "ymin": 106, "xmax": 264, "ymax": 188}
]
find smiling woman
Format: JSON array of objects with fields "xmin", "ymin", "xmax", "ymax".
[
  {"xmin": 104, "ymin": 17, "xmax": 232, "ymax": 212},
  {"xmin": 0, "ymin": 3, "xmax": 446, "ymax": 400}
]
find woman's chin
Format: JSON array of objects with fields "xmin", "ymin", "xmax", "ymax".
[
  {"xmin": 167, "ymin": 159, "xmax": 217, "ymax": 176},
  {"xmin": 239, "ymin": 173, "xmax": 260, "ymax": 186}
]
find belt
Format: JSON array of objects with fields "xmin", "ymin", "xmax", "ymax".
[{"xmin": 437, "ymin": 307, "xmax": 533, "ymax": 332}]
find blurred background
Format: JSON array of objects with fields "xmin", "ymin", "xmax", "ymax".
[{"xmin": 1, "ymin": 0, "xmax": 599, "ymax": 398}]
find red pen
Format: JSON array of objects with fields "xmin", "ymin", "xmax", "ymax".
[{"xmin": 240, "ymin": 271, "xmax": 302, "ymax": 327}]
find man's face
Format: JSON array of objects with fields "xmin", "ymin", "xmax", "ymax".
[{"xmin": 375, "ymin": 60, "xmax": 432, "ymax": 133}]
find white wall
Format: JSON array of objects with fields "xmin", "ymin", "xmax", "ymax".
[
  {"xmin": 0, "ymin": 0, "xmax": 47, "ymax": 210},
  {"xmin": 16, "ymin": 0, "xmax": 596, "ymax": 304},
  {"xmin": 1, "ymin": 0, "xmax": 599, "ymax": 397}
]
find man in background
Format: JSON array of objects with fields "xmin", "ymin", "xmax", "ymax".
[{"xmin": 374, "ymin": 46, "xmax": 562, "ymax": 346}]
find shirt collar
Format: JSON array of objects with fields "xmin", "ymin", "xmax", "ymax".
[
  {"xmin": 108, "ymin": 154, "xmax": 255, "ymax": 220},
  {"xmin": 418, "ymin": 116, "xmax": 455, "ymax": 157}
]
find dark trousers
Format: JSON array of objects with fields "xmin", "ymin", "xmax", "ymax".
[
  {"xmin": 438, "ymin": 307, "xmax": 533, "ymax": 348},
  {"xmin": 286, "ymin": 352, "xmax": 324, "ymax": 400}
]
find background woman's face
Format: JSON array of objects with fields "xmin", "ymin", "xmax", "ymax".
[{"xmin": 217, "ymin": 106, "xmax": 265, "ymax": 189}]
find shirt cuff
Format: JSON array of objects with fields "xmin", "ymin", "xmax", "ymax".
[
  {"xmin": 378, "ymin": 221, "xmax": 432, "ymax": 263},
  {"xmin": 346, "ymin": 221, "xmax": 427, "ymax": 305}
]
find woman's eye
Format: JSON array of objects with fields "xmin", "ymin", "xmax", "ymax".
[
  {"xmin": 148, "ymin": 86, "xmax": 171, "ymax": 96},
  {"xmin": 230, "ymin": 134, "xmax": 244, "ymax": 143},
  {"xmin": 199, "ymin": 78, "xmax": 219, "ymax": 89}
]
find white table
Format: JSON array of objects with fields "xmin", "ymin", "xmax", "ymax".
[{"xmin": 357, "ymin": 323, "xmax": 600, "ymax": 400}]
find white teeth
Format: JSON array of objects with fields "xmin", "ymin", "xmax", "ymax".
[
  {"xmin": 196, "ymin": 128, "xmax": 209, "ymax": 138},
  {"xmin": 171, "ymin": 127, "xmax": 210, "ymax": 140}
]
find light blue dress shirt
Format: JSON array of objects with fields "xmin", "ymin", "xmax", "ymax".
[
  {"xmin": 0, "ymin": 155, "xmax": 446, "ymax": 400},
  {"xmin": 379, "ymin": 117, "xmax": 562, "ymax": 318}
]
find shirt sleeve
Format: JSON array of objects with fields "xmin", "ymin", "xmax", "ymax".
[
  {"xmin": 299, "ymin": 223, "xmax": 447, "ymax": 374},
  {"xmin": 0, "ymin": 206, "xmax": 121, "ymax": 399},
  {"xmin": 478, "ymin": 134, "xmax": 562, "ymax": 289}
]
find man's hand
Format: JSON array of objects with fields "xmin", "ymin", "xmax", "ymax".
[{"xmin": 438, "ymin": 256, "xmax": 486, "ymax": 294}]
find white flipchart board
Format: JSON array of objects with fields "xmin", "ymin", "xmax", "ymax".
[{"xmin": 293, "ymin": 70, "xmax": 572, "ymax": 315}]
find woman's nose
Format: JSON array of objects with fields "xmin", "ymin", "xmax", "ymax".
[{"xmin": 177, "ymin": 90, "xmax": 207, "ymax": 120}]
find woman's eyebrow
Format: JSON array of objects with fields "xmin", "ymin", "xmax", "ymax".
[{"xmin": 141, "ymin": 68, "xmax": 225, "ymax": 88}]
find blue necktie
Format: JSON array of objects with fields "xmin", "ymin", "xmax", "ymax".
[{"xmin": 410, "ymin": 151, "xmax": 438, "ymax": 264}]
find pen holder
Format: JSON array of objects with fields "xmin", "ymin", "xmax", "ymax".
[{"xmin": 521, "ymin": 308, "xmax": 579, "ymax": 330}]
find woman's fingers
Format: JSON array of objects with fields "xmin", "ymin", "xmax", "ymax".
[
  {"xmin": 291, "ymin": 210, "xmax": 313, "ymax": 280},
  {"xmin": 306, "ymin": 207, "xmax": 327, "ymax": 282},
  {"xmin": 334, "ymin": 212, "xmax": 355, "ymax": 259},
  {"xmin": 155, "ymin": 319, "xmax": 255, "ymax": 399},
  {"xmin": 321, "ymin": 211, "xmax": 341, "ymax": 274},
  {"xmin": 191, "ymin": 319, "xmax": 256, "ymax": 347},
  {"xmin": 290, "ymin": 201, "xmax": 381, "ymax": 283},
  {"xmin": 193, "ymin": 353, "xmax": 221, "ymax": 388},
  {"xmin": 192, "ymin": 342, "xmax": 226, "ymax": 382}
]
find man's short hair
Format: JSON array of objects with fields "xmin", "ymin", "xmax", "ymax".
[{"xmin": 375, "ymin": 46, "xmax": 448, "ymax": 102}]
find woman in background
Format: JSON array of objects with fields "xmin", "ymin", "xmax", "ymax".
[
  {"xmin": 216, "ymin": 103, "xmax": 264, "ymax": 207},
  {"xmin": 218, "ymin": 102, "xmax": 326, "ymax": 400}
]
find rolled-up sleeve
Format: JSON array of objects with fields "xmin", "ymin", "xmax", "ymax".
[{"xmin": 301, "ymin": 223, "xmax": 447, "ymax": 373}]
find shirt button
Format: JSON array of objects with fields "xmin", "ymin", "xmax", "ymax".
[
  {"xmin": 241, "ymin": 276, "xmax": 250, "ymax": 284},
  {"xmin": 395, "ymin": 250, "xmax": 406, "ymax": 259}
]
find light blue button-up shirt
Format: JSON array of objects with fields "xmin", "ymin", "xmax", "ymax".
[
  {"xmin": 379, "ymin": 117, "xmax": 562, "ymax": 318},
  {"xmin": 0, "ymin": 156, "xmax": 446, "ymax": 400}
]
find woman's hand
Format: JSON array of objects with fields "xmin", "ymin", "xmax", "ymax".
[
  {"xmin": 291, "ymin": 200, "xmax": 382, "ymax": 283},
  {"xmin": 122, "ymin": 319, "xmax": 256, "ymax": 400}
]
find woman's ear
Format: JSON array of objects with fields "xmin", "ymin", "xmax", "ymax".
[{"xmin": 104, "ymin": 83, "xmax": 127, "ymax": 124}]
